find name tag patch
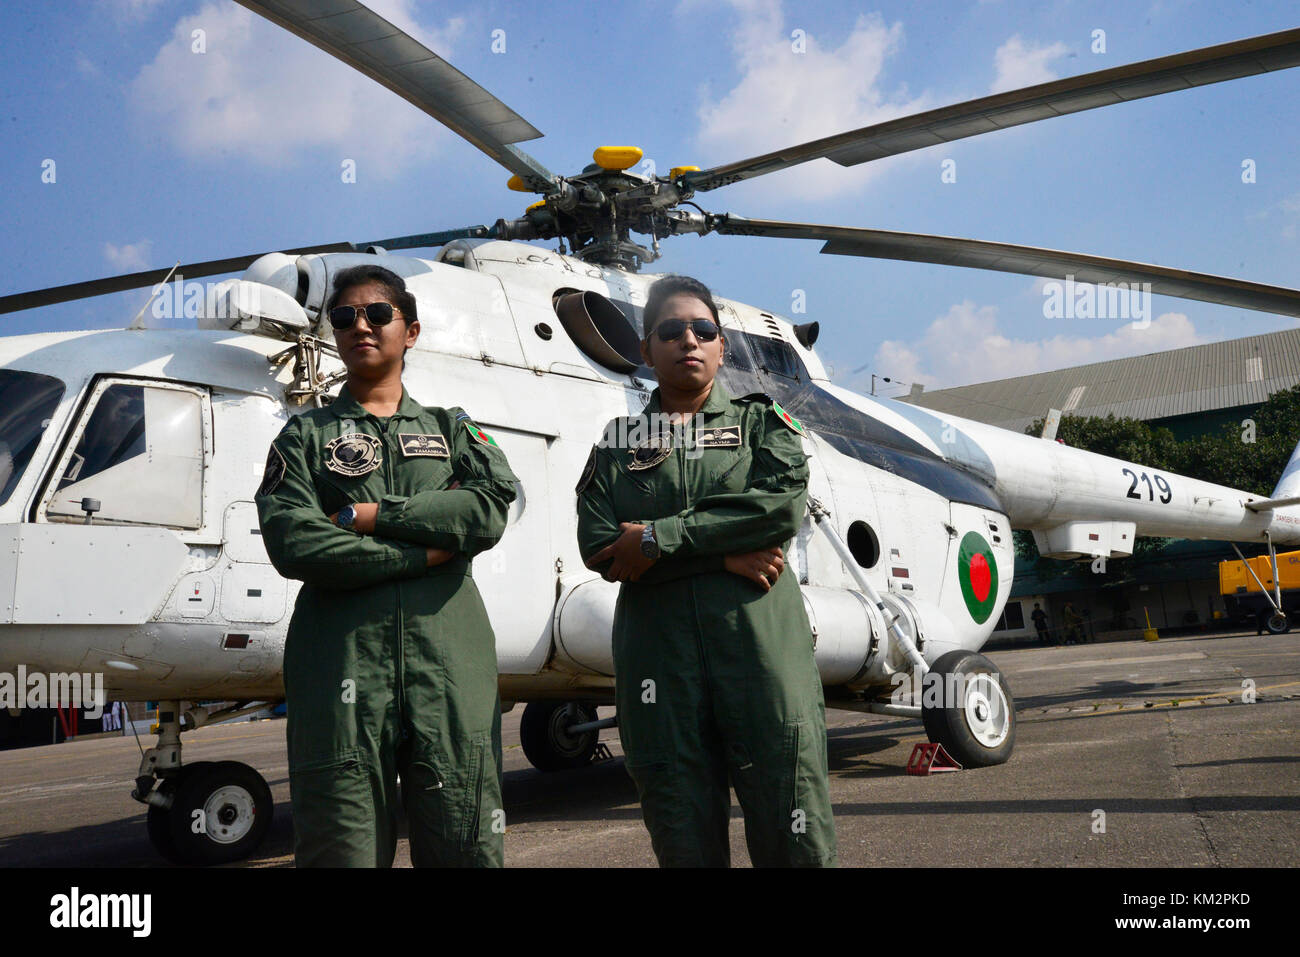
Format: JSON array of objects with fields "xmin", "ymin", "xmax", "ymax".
[
  {"xmin": 696, "ymin": 425, "xmax": 741, "ymax": 448},
  {"xmin": 399, "ymin": 433, "xmax": 449, "ymax": 458}
]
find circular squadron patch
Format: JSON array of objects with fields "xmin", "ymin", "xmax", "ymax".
[
  {"xmin": 325, "ymin": 433, "xmax": 382, "ymax": 477},
  {"xmin": 627, "ymin": 431, "xmax": 672, "ymax": 471}
]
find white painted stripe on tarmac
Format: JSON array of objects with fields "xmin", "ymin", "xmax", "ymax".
[{"xmin": 1015, "ymin": 652, "xmax": 1207, "ymax": 673}]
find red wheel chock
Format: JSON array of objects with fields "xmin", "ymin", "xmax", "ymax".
[{"xmin": 906, "ymin": 742, "xmax": 963, "ymax": 775}]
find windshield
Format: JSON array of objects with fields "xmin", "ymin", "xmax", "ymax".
[{"xmin": 0, "ymin": 369, "xmax": 66, "ymax": 507}]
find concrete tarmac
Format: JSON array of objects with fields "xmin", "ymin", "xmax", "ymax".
[{"xmin": 0, "ymin": 629, "xmax": 1296, "ymax": 867}]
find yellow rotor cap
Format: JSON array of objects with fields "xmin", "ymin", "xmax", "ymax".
[
  {"xmin": 593, "ymin": 146, "xmax": 643, "ymax": 171},
  {"xmin": 525, "ymin": 200, "xmax": 546, "ymax": 212},
  {"xmin": 507, "ymin": 174, "xmax": 530, "ymax": 192},
  {"xmin": 669, "ymin": 165, "xmax": 700, "ymax": 180}
]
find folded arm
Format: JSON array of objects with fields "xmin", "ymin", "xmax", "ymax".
[
  {"xmin": 255, "ymin": 424, "xmax": 428, "ymax": 590},
  {"xmin": 372, "ymin": 410, "xmax": 519, "ymax": 557}
]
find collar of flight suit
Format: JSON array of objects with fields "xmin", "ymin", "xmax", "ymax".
[
  {"xmin": 642, "ymin": 379, "xmax": 734, "ymax": 419},
  {"xmin": 328, "ymin": 383, "xmax": 427, "ymax": 422}
]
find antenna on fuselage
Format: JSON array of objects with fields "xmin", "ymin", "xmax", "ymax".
[{"xmin": 127, "ymin": 262, "xmax": 180, "ymax": 331}]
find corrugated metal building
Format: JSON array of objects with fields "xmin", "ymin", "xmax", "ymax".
[{"xmin": 899, "ymin": 328, "xmax": 1300, "ymax": 439}]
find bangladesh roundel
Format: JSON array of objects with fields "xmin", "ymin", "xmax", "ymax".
[{"xmin": 957, "ymin": 531, "xmax": 998, "ymax": 624}]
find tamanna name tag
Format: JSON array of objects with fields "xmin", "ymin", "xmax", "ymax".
[{"xmin": 399, "ymin": 433, "xmax": 450, "ymax": 458}]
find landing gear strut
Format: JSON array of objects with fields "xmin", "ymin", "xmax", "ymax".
[{"xmin": 132, "ymin": 700, "xmax": 274, "ymax": 865}]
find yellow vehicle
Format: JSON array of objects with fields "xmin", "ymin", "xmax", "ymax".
[{"xmin": 1219, "ymin": 550, "xmax": 1299, "ymax": 634}]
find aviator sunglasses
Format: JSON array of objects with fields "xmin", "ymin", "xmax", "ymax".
[
  {"xmin": 652, "ymin": 318, "xmax": 720, "ymax": 342},
  {"xmin": 329, "ymin": 301, "xmax": 401, "ymax": 330}
]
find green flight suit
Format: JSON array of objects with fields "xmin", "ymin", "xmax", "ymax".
[
  {"xmin": 576, "ymin": 381, "xmax": 837, "ymax": 867},
  {"xmin": 255, "ymin": 385, "xmax": 517, "ymax": 867}
]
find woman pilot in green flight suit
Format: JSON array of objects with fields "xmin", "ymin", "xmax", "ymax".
[
  {"xmin": 256, "ymin": 264, "xmax": 518, "ymax": 867},
  {"xmin": 576, "ymin": 275, "xmax": 838, "ymax": 867}
]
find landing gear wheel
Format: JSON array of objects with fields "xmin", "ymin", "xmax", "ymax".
[
  {"xmin": 520, "ymin": 701, "xmax": 600, "ymax": 772},
  {"xmin": 146, "ymin": 762, "xmax": 206, "ymax": 864},
  {"xmin": 150, "ymin": 761, "xmax": 273, "ymax": 865},
  {"xmin": 1265, "ymin": 612, "xmax": 1291, "ymax": 635},
  {"xmin": 921, "ymin": 650, "xmax": 1016, "ymax": 767}
]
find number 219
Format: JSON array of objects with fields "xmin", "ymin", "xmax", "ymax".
[{"xmin": 1123, "ymin": 468, "xmax": 1171, "ymax": 503}]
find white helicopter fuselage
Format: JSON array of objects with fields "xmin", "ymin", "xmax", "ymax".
[{"xmin": 1, "ymin": 242, "xmax": 1296, "ymax": 709}]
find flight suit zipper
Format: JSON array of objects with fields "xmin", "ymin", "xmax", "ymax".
[
  {"xmin": 382, "ymin": 414, "xmax": 406, "ymax": 727},
  {"xmin": 680, "ymin": 414, "xmax": 711, "ymax": 682}
]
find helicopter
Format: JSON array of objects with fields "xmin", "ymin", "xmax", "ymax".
[{"xmin": 2, "ymin": 1, "xmax": 1300, "ymax": 865}]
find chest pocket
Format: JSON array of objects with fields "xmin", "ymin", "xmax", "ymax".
[
  {"xmin": 610, "ymin": 454, "xmax": 679, "ymax": 522},
  {"xmin": 704, "ymin": 445, "xmax": 752, "ymax": 495}
]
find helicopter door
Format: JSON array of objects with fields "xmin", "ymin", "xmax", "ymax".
[
  {"xmin": 41, "ymin": 379, "xmax": 210, "ymax": 530},
  {"xmin": 466, "ymin": 427, "xmax": 554, "ymax": 675}
]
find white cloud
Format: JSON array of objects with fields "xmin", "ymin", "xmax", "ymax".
[
  {"xmin": 129, "ymin": 1, "xmax": 466, "ymax": 178},
  {"xmin": 863, "ymin": 300, "xmax": 1204, "ymax": 391},
  {"xmin": 990, "ymin": 35, "xmax": 1069, "ymax": 93},
  {"xmin": 694, "ymin": 1, "xmax": 933, "ymax": 201},
  {"xmin": 110, "ymin": 0, "xmax": 169, "ymax": 19},
  {"xmin": 103, "ymin": 240, "xmax": 153, "ymax": 272}
]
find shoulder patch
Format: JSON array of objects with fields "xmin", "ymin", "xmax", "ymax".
[
  {"xmin": 575, "ymin": 445, "xmax": 597, "ymax": 495},
  {"xmin": 258, "ymin": 445, "xmax": 286, "ymax": 497},
  {"xmin": 771, "ymin": 401, "xmax": 805, "ymax": 435},
  {"xmin": 463, "ymin": 419, "xmax": 499, "ymax": 447}
]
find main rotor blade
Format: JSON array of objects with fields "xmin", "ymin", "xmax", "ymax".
[
  {"xmin": 235, "ymin": 1, "xmax": 555, "ymax": 191},
  {"xmin": 684, "ymin": 27, "xmax": 1300, "ymax": 192},
  {"xmin": 713, "ymin": 216, "xmax": 1300, "ymax": 318},
  {"xmin": 0, "ymin": 243, "xmax": 355, "ymax": 315}
]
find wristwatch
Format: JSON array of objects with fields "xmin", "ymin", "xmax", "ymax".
[
  {"xmin": 640, "ymin": 523, "xmax": 660, "ymax": 559},
  {"xmin": 337, "ymin": 503, "xmax": 357, "ymax": 531}
]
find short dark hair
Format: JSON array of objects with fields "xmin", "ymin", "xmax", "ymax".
[
  {"xmin": 642, "ymin": 274, "xmax": 719, "ymax": 339},
  {"xmin": 324, "ymin": 264, "xmax": 418, "ymax": 324}
]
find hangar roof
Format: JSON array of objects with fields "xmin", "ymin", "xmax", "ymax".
[{"xmin": 899, "ymin": 328, "xmax": 1300, "ymax": 433}]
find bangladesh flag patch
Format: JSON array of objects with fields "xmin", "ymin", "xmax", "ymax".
[
  {"xmin": 463, "ymin": 421, "xmax": 499, "ymax": 447},
  {"xmin": 958, "ymin": 531, "xmax": 999, "ymax": 624},
  {"xmin": 771, "ymin": 401, "xmax": 805, "ymax": 435}
]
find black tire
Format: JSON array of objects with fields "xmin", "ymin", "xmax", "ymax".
[
  {"xmin": 1265, "ymin": 612, "xmax": 1291, "ymax": 635},
  {"xmin": 520, "ymin": 701, "xmax": 599, "ymax": 772},
  {"xmin": 162, "ymin": 761, "xmax": 273, "ymax": 866},
  {"xmin": 145, "ymin": 763, "xmax": 209, "ymax": 865},
  {"xmin": 920, "ymin": 650, "xmax": 1016, "ymax": 768}
]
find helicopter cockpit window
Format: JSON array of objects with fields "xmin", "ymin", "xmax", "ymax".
[
  {"xmin": 746, "ymin": 333, "xmax": 806, "ymax": 382},
  {"xmin": 718, "ymin": 327, "xmax": 754, "ymax": 373},
  {"xmin": 46, "ymin": 382, "xmax": 205, "ymax": 529},
  {"xmin": 0, "ymin": 370, "xmax": 65, "ymax": 507}
]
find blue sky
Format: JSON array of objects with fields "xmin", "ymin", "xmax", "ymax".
[{"xmin": 3, "ymin": 0, "xmax": 1298, "ymax": 398}]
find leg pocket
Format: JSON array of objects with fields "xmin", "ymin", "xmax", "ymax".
[
  {"xmin": 404, "ymin": 731, "xmax": 496, "ymax": 865},
  {"xmin": 288, "ymin": 748, "xmax": 378, "ymax": 867},
  {"xmin": 731, "ymin": 718, "xmax": 835, "ymax": 867}
]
